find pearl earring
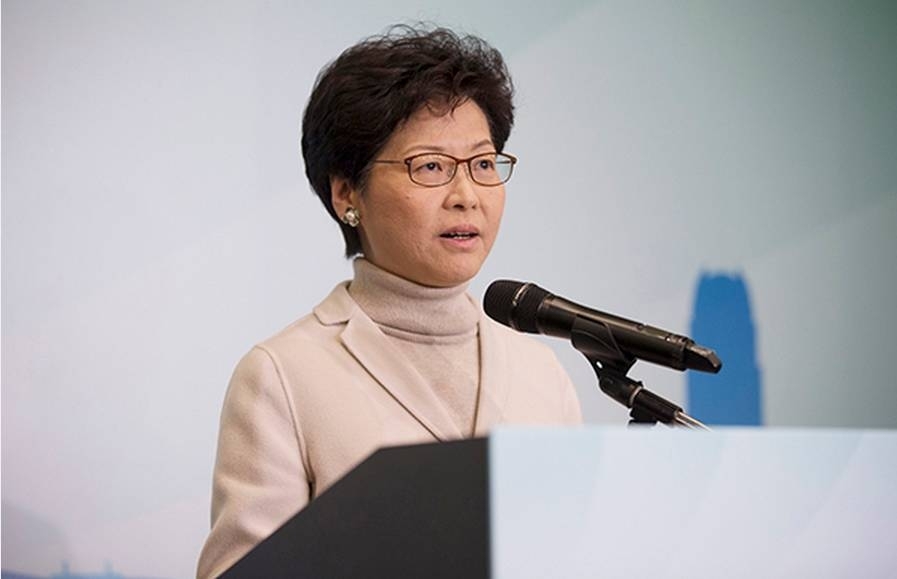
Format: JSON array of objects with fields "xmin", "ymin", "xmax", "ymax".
[{"xmin": 341, "ymin": 206, "xmax": 360, "ymax": 227}]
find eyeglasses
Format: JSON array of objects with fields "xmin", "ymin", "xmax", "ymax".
[{"xmin": 371, "ymin": 152, "xmax": 517, "ymax": 187}]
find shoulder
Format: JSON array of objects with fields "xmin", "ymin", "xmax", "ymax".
[
  {"xmin": 254, "ymin": 282, "xmax": 354, "ymax": 351},
  {"xmin": 221, "ymin": 283, "xmax": 357, "ymax": 396},
  {"xmin": 478, "ymin": 313, "xmax": 583, "ymax": 425},
  {"xmin": 479, "ymin": 311, "xmax": 571, "ymax": 388}
]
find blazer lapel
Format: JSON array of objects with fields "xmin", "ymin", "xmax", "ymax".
[
  {"xmin": 473, "ymin": 315, "xmax": 512, "ymax": 437},
  {"xmin": 321, "ymin": 286, "xmax": 463, "ymax": 442}
]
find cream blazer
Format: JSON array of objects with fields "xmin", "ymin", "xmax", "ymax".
[{"xmin": 197, "ymin": 282, "xmax": 581, "ymax": 578}]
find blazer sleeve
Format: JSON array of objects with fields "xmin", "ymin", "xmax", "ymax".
[{"xmin": 196, "ymin": 346, "xmax": 311, "ymax": 579}]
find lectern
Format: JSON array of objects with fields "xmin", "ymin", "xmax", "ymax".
[{"xmin": 222, "ymin": 427, "xmax": 897, "ymax": 579}]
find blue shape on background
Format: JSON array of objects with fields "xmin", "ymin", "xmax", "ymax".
[{"xmin": 687, "ymin": 273, "xmax": 763, "ymax": 425}]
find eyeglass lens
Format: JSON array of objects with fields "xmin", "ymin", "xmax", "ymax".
[{"xmin": 407, "ymin": 153, "xmax": 514, "ymax": 186}]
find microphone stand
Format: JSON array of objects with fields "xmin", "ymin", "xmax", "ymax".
[
  {"xmin": 592, "ymin": 367, "xmax": 709, "ymax": 429},
  {"xmin": 569, "ymin": 318, "xmax": 709, "ymax": 430}
]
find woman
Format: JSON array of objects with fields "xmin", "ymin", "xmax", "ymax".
[{"xmin": 197, "ymin": 25, "xmax": 581, "ymax": 579}]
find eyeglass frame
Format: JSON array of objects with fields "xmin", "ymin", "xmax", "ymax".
[{"xmin": 370, "ymin": 151, "xmax": 518, "ymax": 187}]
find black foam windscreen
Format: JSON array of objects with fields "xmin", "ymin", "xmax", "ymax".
[{"xmin": 483, "ymin": 280, "xmax": 550, "ymax": 334}]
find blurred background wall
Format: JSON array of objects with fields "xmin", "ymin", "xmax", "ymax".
[{"xmin": 3, "ymin": 1, "xmax": 895, "ymax": 576}]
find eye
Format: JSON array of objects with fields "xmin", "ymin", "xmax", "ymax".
[
  {"xmin": 473, "ymin": 156, "xmax": 497, "ymax": 173},
  {"xmin": 411, "ymin": 156, "xmax": 447, "ymax": 174}
]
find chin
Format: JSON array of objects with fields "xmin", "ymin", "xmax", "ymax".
[{"xmin": 424, "ymin": 262, "xmax": 483, "ymax": 288}]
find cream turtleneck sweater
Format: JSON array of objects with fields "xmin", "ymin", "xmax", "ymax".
[{"xmin": 348, "ymin": 258, "xmax": 481, "ymax": 437}]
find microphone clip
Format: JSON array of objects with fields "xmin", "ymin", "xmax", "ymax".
[{"xmin": 570, "ymin": 317, "xmax": 709, "ymax": 429}]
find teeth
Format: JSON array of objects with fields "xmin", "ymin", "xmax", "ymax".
[{"xmin": 445, "ymin": 232, "xmax": 474, "ymax": 239}]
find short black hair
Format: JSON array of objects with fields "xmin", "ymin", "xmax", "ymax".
[{"xmin": 301, "ymin": 24, "xmax": 515, "ymax": 257}]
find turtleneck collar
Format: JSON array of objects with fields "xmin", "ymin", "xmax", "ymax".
[{"xmin": 348, "ymin": 258, "xmax": 479, "ymax": 338}]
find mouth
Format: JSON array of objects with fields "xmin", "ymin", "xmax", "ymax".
[{"xmin": 440, "ymin": 227, "xmax": 480, "ymax": 240}]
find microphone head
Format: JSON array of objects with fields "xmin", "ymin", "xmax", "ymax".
[
  {"xmin": 483, "ymin": 279, "xmax": 550, "ymax": 333},
  {"xmin": 483, "ymin": 279, "xmax": 524, "ymax": 327}
]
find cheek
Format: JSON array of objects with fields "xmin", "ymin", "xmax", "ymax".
[
  {"xmin": 387, "ymin": 196, "xmax": 430, "ymax": 233},
  {"xmin": 486, "ymin": 192, "xmax": 507, "ymax": 230},
  {"xmin": 363, "ymin": 196, "xmax": 430, "ymax": 247}
]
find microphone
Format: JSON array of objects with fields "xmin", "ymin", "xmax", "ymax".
[{"xmin": 483, "ymin": 280, "xmax": 722, "ymax": 374}]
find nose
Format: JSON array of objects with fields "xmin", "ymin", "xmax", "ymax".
[{"xmin": 444, "ymin": 162, "xmax": 479, "ymax": 209}]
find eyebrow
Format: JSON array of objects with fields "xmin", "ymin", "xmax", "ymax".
[{"xmin": 403, "ymin": 139, "xmax": 495, "ymax": 156}]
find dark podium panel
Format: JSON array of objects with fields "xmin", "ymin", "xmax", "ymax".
[{"xmin": 221, "ymin": 438, "xmax": 489, "ymax": 579}]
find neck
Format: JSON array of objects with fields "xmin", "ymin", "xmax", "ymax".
[{"xmin": 348, "ymin": 258, "xmax": 479, "ymax": 337}]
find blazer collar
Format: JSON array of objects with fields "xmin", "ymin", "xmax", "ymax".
[{"xmin": 314, "ymin": 283, "xmax": 512, "ymax": 441}]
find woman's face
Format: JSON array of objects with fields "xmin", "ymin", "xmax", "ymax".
[{"xmin": 333, "ymin": 100, "xmax": 506, "ymax": 287}]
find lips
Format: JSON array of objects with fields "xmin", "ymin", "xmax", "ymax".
[{"xmin": 440, "ymin": 226, "xmax": 480, "ymax": 240}]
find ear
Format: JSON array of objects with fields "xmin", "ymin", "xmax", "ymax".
[{"xmin": 330, "ymin": 175, "xmax": 360, "ymax": 219}]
